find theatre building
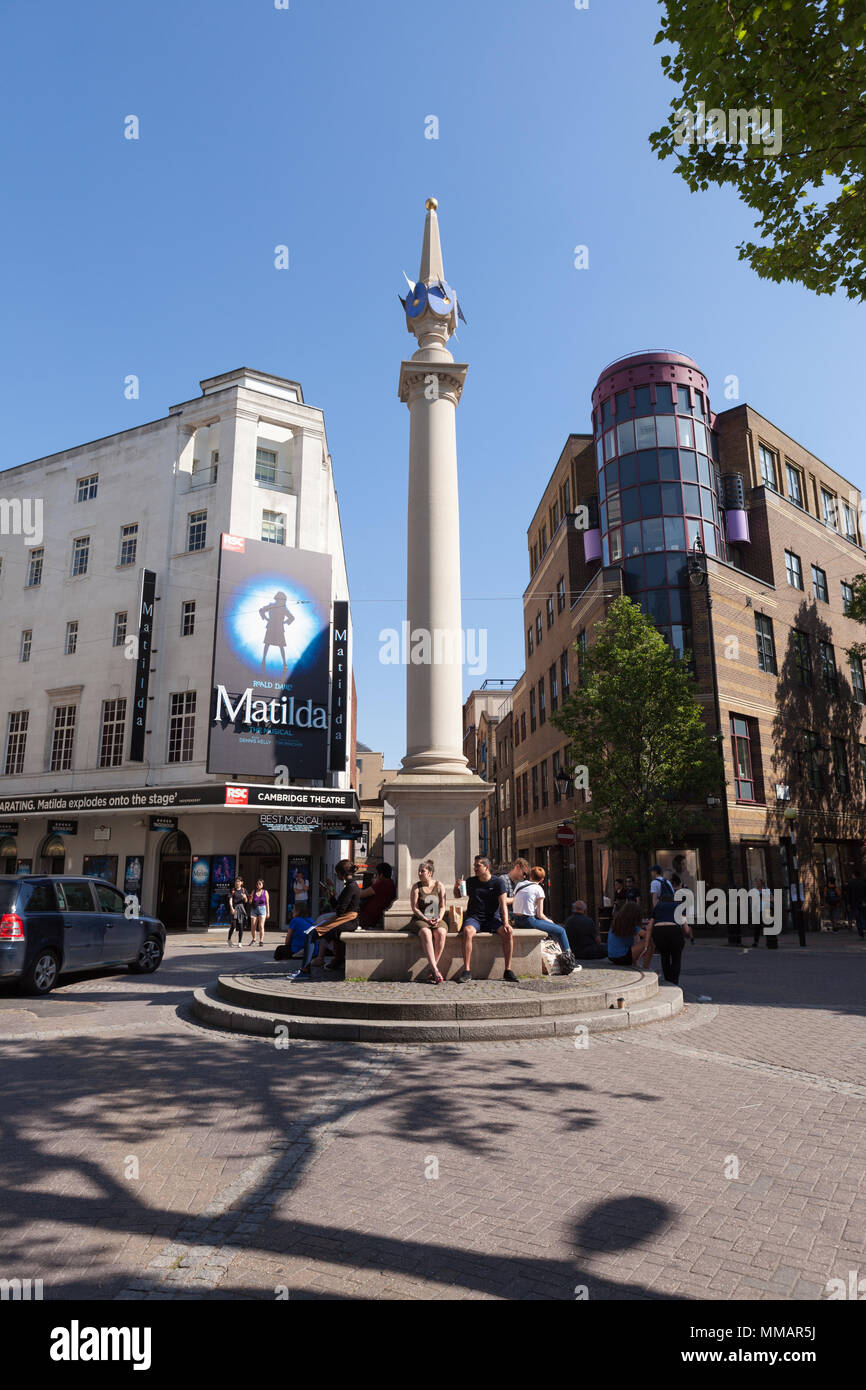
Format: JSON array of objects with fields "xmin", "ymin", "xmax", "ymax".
[
  {"xmin": 511, "ymin": 349, "xmax": 866, "ymax": 925},
  {"xmin": 0, "ymin": 368, "xmax": 359, "ymax": 929}
]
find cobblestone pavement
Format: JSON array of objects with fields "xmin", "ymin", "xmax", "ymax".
[{"xmin": 0, "ymin": 931, "xmax": 864, "ymax": 1301}]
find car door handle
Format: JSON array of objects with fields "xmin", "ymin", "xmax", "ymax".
[{"xmin": 104, "ymin": 920, "xmax": 114, "ymax": 928}]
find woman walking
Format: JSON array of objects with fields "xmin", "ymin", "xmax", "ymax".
[
  {"xmin": 249, "ymin": 879, "xmax": 269, "ymax": 946},
  {"xmin": 642, "ymin": 872, "xmax": 691, "ymax": 983},
  {"xmin": 409, "ymin": 859, "xmax": 448, "ymax": 984},
  {"xmin": 228, "ymin": 878, "xmax": 248, "ymax": 946}
]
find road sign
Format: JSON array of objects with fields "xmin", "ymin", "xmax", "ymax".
[{"xmin": 556, "ymin": 823, "xmax": 576, "ymax": 846}]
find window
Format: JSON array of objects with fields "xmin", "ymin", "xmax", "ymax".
[
  {"xmin": 530, "ymin": 544, "xmax": 538, "ymax": 574},
  {"xmin": 211, "ymin": 449, "xmax": 219, "ymax": 482},
  {"xmin": 556, "ymin": 576, "xmax": 566, "ymax": 613},
  {"xmin": 167, "ymin": 691, "xmax": 196, "ymax": 763},
  {"xmin": 529, "ymin": 689, "xmax": 537, "ymax": 733},
  {"xmin": 785, "ymin": 550, "xmax": 803, "ymax": 590},
  {"xmin": 262, "ymin": 510, "xmax": 286, "ymax": 545},
  {"xmin": 95, "ymin": 883, "xmax": 126, "ymax": 914},
  {"xmin": 71, "ymin": 536, "xmax": 90, "ymax": 577},
  {"xmin": 531, "ymin": 765, "xmax": 539, "ymax": 811},
  {"xmin": 50, "ymin": 705, "xmax": 77, "ymax": 772},
  {"xmin": 561, "ymin": 650, "xmax": 570, "ymax": 697},
  {"xmin": 793, "ymin": 630, "xmax": 812, "ymax": 686},
  {"xmin": 26, "ymin": 547, "xmax": 43, "ymax": 588},
  {"xmin": 19, "ymin": 630, "xmax": 32, "ymax": 662},
  {"xmin": 842, "ymin": 581, "xmax": 854, "ymax": 615},
  {"xmin": 759, "ymin": 445, "xmax": 778, "ymax": 491},
  {"xmin": 562, "ymin": 479, "xmax": 571, "ymax": 514},
  {"xmin": 811, "ymin": 564, "xmax": 828, "ymax": 603},
  {"xmin": 527, "ymin": 626, "xmax": 534, "ymax": 657},
  {"xmin": 59, "ymin": 881, "xmax": 96, "ymax": 912},
  {"xmin": 550, "ymin": 663, "xmax": 558, "ymax": 712},
  {"xmin": 577, "ymin": 629, "xmax": 587, "ymax": 683},
  {"xmin": 755, "ymin": 613, "xmax": 777, "ymax": 674},
  {"xmin": 785, "ymin": 463, "xmax": 803, "ymax": 508},
  {"xmin": 553, "ymin": 749, "xmax": 562, "ymax": 803},
  {"xmin": 551, "ymin": 501, "xmax": 559, "ymax": 532},
  {"xmin": 540, "ymin": 760, "xmax": 549, "ymax": 808},
  {"xmin": 546, "ymin": 595, "xmax": 555, "ymax": 629},
  {"xmin": 842, "ymin": 502, "xmax": 857, "ymax": 541},
  {"xmin": 187, "ymin": 510, "xmax": 207, "ymax": 552},
  {"xmin": 99, "ymin": 698, "xmax": 126, "ymax": 768},
  {"xmin": 76, "ymin": 474, "xmax": 98, "ymax": 502},
  {"xmin": 540, "ymin": 525, "xmax": 547, "ymax": 554},
  {"xmin": 65, "ymin": 620, "xmax": 78, "ymax": 656},
  {"xmin": 730, "ymin": 715, "xmax": 756, "ymax": 801},
  {"xmin": 4, "ymin": 710, "xmax": 28, "ymax": 775},
  {"xmin": 804, "ymin": 729, "xmax": 823, "ymax": 791},
  {"xmin": 181, "ymin": 601, "xmax": 196, "ymax": 637},
  {"xmin": 821, "ymin": 488, "xmax": 838, "ymax": 529},
  {"xmin": 522, "ymin": 771, "xmax": 529, "ymax": 815},
  {"xmin": 536, "ymin": 613, "xmax": 543, "ymax": 645},
  {"xmin": 538, "ymin": 679, "xmax": 546, "ymax": 725},
  {"xmin": 113, "ymin": 611, "xmax": 127, "ymax": 647},
  {"xmin": 118, "ymin": 523, "xmax": 138, "ymax": 567},
  {"xmin": 860, "ymin": 745, "xmax": 866, "ymax": 793},
  {"xmin": 520, "ymin": 712, "xmax": 526, "ymax": 741},
  {"xmin": 255, "ymin": 447, "xmax": 277, "ymax": 486},
  {"xmin": 818, "ymin": 640, "xmax": 837, "ymax": 693},
  {"xmin": 833, "ymin": 736, "xmax": 850, "ymax": 796},
  {"xmin": 850, "ymin": 654, "xmax": 865, "ymax": 705}
]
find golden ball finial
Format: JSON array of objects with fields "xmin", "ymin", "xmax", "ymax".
[{"xmin": 425, "ymin": 197, "xmax": 438, "ymax": 211}]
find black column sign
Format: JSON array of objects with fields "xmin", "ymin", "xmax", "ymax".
[
  {"xmin": 329, "ymin": 601, "xmax": 348, "ymax": 771},
  {"xmin": 130, "ymin": 570, "xmax": 157, "ymax": 762}
]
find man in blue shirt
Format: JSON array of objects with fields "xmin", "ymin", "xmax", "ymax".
[{"xmin": 452, "ymin": 855, "xmax": 517, "ymax": 983}]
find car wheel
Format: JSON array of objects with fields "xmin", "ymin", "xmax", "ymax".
[
  {"xmin": 19, "ymin": 949, "xmax": 60, "ymax": 996},
  {"xmin": 128, "ymin": 936, "xmax": 164, "ymax": 974}
]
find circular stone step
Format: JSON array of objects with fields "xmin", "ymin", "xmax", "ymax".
[
  {"xmin": 190, "ymin": 969, "xmax": 684, "ymax": 1042},
  {"xmin": 214, "ymin": 967, "xmax": 658, "ymax": 1021}
]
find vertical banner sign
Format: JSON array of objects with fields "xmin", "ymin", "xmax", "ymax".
[
  {"xmin": 130, "ymin": 569, "xmax": 157, "ymax": 762},
  {"xmin": 189, "ymin": 856, "xmax": 211, "ymax": 929},
  {"xmin": 208, "ymin": 535, "xmax": 332, "ymax": 778},
  {"xmin": 329, "ymin": 601, "xmax": 348, "ymax": 771}
]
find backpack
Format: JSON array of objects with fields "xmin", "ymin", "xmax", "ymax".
[{"xmin": 658, "ymin": 878, "xmax": 676, "ymax": 902}]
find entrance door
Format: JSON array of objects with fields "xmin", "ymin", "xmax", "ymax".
[
  {"xmin": 239, "ymin": 829, "xmax": 282, "ymax": 931},
  {"xmin": 157, "ymin": 831, "xmax": 192, "ymax": 930}
]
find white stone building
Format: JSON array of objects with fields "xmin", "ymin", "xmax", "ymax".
[{"xmin": 0, "ymin": 368, "xmax": 358, "ymax": 930}]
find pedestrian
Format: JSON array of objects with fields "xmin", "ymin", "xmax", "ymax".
[
  {"xmin": 824, "ymin": 877, "xmax": 842, "ymax": 930},
  {"xmin": 643, "ymin": 873, "xmax": 690, "ymax": 984},
  {"xmin": 606, "ymin": 900, "xmax": 647, "ymax": 967},
  {"xmin": 358, "ymin": 862, "xmax": 397, "ymax": 929},
  {"xmin": 751, "ymin": 877, "xmax": 772, "ymax": 948},
  {"xmin": 507, "ymin": 861, "xmax": 577, "ymax": 974},
  {"xmin": 274, "ymin": 904, "xmax": 316, "ymax": 962},
  {"xmin": 624, "ymin": 874, "xmax": 641, "ymax": 906},
  {"xmin": 563, "ymin": 899, "xmax": 606, "ymax": 959},
  {"xmin": 248, "ymin": 879, "xmax": 269, "ymax": 946},
  {"xmin": 845, "ymin": 865, "xmax": 866, "ymax": 939},
  {"xmin": 409, "ymin": 860, "xmax": 448, "ymax": 984},
  {"xmin": 227, "ymin": 878, "xmax": 248, "ymax": 945},
  {"xmin": 452, "ymin": 855, "xmax": 517, "ymax": 983},
  {"xmin": 289, "ymin": 860, "xmax": 360, "ymax": 980},
  {"xmin": 613, "ymin": 878, "xmax": 627, "ymax": 907}
]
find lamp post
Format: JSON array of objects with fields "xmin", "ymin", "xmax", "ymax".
[{"xmin": 555, "ymin": 764, "xmax": 575, "ymax": 916}]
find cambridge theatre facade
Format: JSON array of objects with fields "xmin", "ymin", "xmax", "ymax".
[{"xmin": 0, "ymin": 369, "xmax": 358, "ymax": 930}]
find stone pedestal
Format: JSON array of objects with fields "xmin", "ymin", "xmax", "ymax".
[{"xmin": 383, "ymin": 773, "xmax": 491, "ymax": 924}]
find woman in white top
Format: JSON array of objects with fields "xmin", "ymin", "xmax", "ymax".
[
  {"xmin": 509, "ymin": 864, "xmax": 576, "ymax": 970},
  {"xmin": 409, "ymin": 859, "xmax": 448, "ymax": 984}
]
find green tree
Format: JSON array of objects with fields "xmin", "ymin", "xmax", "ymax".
[
  {"xmin": 551, "ymin": 597, "xmax": 723, "ymax": 891},
  {"xmin": 649, "ymin": 1, "xmax": 866, "ymax": 300}
]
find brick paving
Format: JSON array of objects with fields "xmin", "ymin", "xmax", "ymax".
[{"xmin": 0, "ymin": 932, "xmax": 864, "ymax": 1300}]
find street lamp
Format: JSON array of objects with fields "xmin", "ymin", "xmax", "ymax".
[
  {"xmin": 555, "ymin": 766, "xmax": 574, "ymax": 797},
  {"xmin": 782, "ymin": 806, "xmax": 807, "ymax": 946}
]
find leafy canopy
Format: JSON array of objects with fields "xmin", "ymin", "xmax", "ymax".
[
  {"xmin": 649, "ymin": 1, "xmax": 866, "ymax": 300},
  {"xmin": 551, "ymin": 596, "xmax": 722, "ymax": 859}
]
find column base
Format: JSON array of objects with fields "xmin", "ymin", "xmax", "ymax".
[{"xmin": 383, "ymin": 771, "xmax": 493, "ymax": 901}]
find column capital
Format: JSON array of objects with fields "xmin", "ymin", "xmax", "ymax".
[{"xmin": 398, "ymin": 361, "xmax": 468, "ymax": 406}]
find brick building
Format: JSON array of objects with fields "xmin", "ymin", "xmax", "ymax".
[{"xmin": 507, "ymin": 350, "xmax": 866, "ymax": 927}]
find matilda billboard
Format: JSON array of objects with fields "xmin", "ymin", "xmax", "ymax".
[{"xmin": 207, "ymin": 534, "xmax": 333, "ymax": 779}]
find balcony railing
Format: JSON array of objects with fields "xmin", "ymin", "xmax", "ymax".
[
  {"xmin": 254, "ymin": 469, "xmax": 294, "ymax": 494},
  {"xmin": 183, "ymin": 466, "xmax": 218, "ymax": 491}
]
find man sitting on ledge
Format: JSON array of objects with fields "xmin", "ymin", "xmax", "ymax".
[
  {"xmin": 358, "ymin": 862, "xmax": 397, "ymax": 929},
  {"xmin": 452, "ymin": 855, "xmax": 517, "ymax": 983}
]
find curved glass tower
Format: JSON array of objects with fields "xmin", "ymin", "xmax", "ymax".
[{"xmin": 591, "ymin": 350, "xmax": 727, "ymax": 659}]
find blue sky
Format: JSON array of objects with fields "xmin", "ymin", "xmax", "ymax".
[{"xmin": 2, "ymin": 0, "xmax": 864, "ymax": 767}]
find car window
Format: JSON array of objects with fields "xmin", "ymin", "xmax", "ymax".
[
  {"xmin": 94, "ymin": 883, "xmax": 126, "ymax": 914},
  {"xmin": 59, "ymin": 881, "xmax": 97, "ymax": 912},
  {"xmin": 0, "ymin": 883, "xmax": 18, "ymax": 912},
  {"xmin": 22, "ymin": 882, "xmax": 59, "ymax": 912}
]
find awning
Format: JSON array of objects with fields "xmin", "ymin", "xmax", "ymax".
[{"xmin": 0, "ymin": 783, "xmax": 359, "ymax": 822}]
